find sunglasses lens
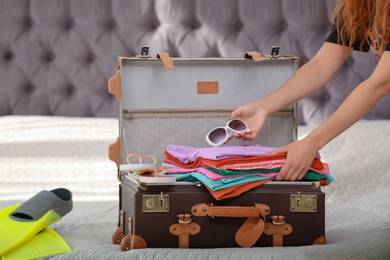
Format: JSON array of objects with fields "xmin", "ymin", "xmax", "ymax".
[
  {"xmin": 208, "ymin": 128, "xmax": 227, "ymax": 145},
  {"xmin": 228, "ymin": 120, "xmax": 247, "ymax": 131}
]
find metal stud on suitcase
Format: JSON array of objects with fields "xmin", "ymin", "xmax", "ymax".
[{"xmin": 108, "ymin": 49, "xmax": 326, "ymax": 250}]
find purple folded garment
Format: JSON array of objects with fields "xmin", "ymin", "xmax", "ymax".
[
  {"xmin": 166, "ymin": 144, "xmax": 277, "ymax": 164},
  {"xmin": 166, "ymin": 144, "xmax": 321, "ymax": 164}
]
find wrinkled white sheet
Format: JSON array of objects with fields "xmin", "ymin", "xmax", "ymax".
[{"xmin": 1, "ymin": 116, "xmax": 389, "ymax": 260}]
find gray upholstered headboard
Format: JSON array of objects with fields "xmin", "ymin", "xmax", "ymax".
[{"xmin": 0, "ymin": 0, "xmax": 388, "ymax": 125}]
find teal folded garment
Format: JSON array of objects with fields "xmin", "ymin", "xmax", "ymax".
[
  {"xmin": 173, "ymin": 170, "xmax": 334, "ymax": 190},
  {"xmin": 172, "ymin": 172, "xmax": 272, "ymax": 191}
]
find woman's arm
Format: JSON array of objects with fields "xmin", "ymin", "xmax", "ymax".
[
  {"xmin": 300, "ymin": 50, "xmax": 390, "ymax": 152},
  {"xmin": 231, "ymin": 42, "xmax": 352, "ymax": 141},
  {"xmin": 257, "ymin": 42, "xmax": 352, "ymax": 115},
  {"xmin": 274, "ymin": 51, "xmax": 390, "ymax": 181}
]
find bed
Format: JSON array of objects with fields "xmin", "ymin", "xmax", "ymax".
[
  {"xmin": 1, "ymin": 0, "xmax": 389, "ymax": 259},
  {"xmin": 1, "ymin": 116, "xmax": 389, "ymax": 259}
]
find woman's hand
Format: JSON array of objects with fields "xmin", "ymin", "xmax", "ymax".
[
  {"xmin": 229, "ymin": 101, "xmax": 269, "ymax": 141},
  {"xmin": 272, "ymin": 138, "xmax": 319, "ymax": 181}
]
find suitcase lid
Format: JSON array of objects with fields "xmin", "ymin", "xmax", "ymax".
[
  {"xmin": 109, "ymin": 54, "xmax": 299, "ymax": 172},
  {"xmin": 118, "ymin": 56, "xmax": 298, "ymax": 111}
]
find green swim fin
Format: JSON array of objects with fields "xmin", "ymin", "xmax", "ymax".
[
  {"xmin": 0, "ymin": 188, "xmax": 72, "ymax": 255},
  {"xmin": 1, "ymin": 227, "xmax": 71, "ymax": 260}
]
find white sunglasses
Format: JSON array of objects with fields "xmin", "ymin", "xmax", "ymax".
[{"xmin": 206, "ymin": 119, "xmax": 249, "ymax": 147}]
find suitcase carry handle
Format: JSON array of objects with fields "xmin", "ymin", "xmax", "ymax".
[
  {"xmin": 191, "ymin": 203, "xmax": 271, "ymax": 248},
  {"xmin": 191, "ymin": 203, "xmax": 294, "ymax": 247},
  {"xmin": 191, "ymin": 203, "xmax": 270, "ymax": 218}
]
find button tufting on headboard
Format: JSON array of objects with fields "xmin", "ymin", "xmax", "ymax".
[
  {"xmin": 24, "ymin": 17, "xmax": 34, "ymax": 29},
  {"xmin": 24, "ymin": 84, "xmax": 35, "ymax": 94},
  {"xmin": 0, "ymin": 0, "xmax": 388, "ymax": 124},
  {"xmin": 65, "ymin": 19, "xmax": 74, "ymax": 30},
  {"xmin": 3, "ymin": 51, "xmax": 13, "ymax": 61},
  {"xmin": 45, "ymin": 52, "xmax": 55, "ymax": 62}
]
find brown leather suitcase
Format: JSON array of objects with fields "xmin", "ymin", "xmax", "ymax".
[
  {"xmin": 117, "ymin": 179, "xmax": 325, "ymax": 249},
  {"xmin": 108, "ymin": 50, "xmax": 326, "ymax": 250}
]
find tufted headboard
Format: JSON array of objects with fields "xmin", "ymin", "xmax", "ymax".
[{"xmin": 0, "ymin": 0, "xmax": 388, "ymax": 124}]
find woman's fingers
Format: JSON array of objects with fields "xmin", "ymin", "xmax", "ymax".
[
  {"xmin": 275, "ymin": 162, "xmax": 307, "ymax": 181},
  {"xmin": 273, "ymin": 141, "xmax": 315, "ymax": 181}
]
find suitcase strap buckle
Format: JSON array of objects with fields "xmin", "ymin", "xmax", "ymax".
[
  {"xmin": 169, "ymin": 214, "xmax": 201, "ymax": 248},
  {"xmin": 264, "ymin": 216, "xmax": 293, "ymax": 247}
]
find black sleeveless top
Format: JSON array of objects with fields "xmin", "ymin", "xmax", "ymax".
[{"xmin": 326, "ymin": 25, "xmax": 390, "ymax": 60}]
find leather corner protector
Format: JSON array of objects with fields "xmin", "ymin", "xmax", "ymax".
[
  {"xmin": 120, "ymin": 234, "xmax": 147, "ymax": 251},
  {"xmin": 313, "ymin": 235, "xmax": 326, "ymax": 245},
  {"xmin": 108, "ymin": 136, "xmax": 121, "ymax": 168},
  {"xmin": 108, "ymin": 69, "xmax": 121, "ymax": 102}
]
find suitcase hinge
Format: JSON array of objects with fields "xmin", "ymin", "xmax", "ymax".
[
  {"xmin": 122, "ymin": 109, "xmax": 133, "ymax": 119},
  {"xmin": 312, "ymin": 181, "xmax": 321, "ymax": 190},
  {"xmin": 137, "ymin": 181, "xmax": 147, "ymax": 190}
]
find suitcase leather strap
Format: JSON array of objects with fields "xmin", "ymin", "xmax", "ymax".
[
  {"xmin": 264, "ymin": 222, "xmax": 293, "ymax": 247},
  {"xmin": 169, "ymin": 214, "xmax": 201, "ymax": 248},
  {"xmin": 191, "ymin": 203, "xmax": 270, "ymax": 218},
  {"xmin": 157, "ymin": 52, "xmax": 174, "ymax": 69},
  {"xmin": 245, "ymin": 51, "xmax": 263, "ymax": 62},
  {"xmin": 264, "ymin": 215, "xmax": 293, "ymax": 247}
]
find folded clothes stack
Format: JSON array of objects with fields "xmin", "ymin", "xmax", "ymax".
[{"xmin": 164, "ymin": 145, "xmax": 333, "ymax": 200}]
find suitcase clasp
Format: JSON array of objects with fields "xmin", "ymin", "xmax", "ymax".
[
  {"xmin": 142, "ymin": 193, "xmax": 170, "ymax": 212},
  {"xmin": 266, "ymin": 46, "xmax": 281, "ymax": 59},
  {"xmin": 136, "ymin": 45, "xmax": 151, "ymax": 59},
  {"xmin": 290, "ymin": 192, "xmax": 317, "ymax": 213}
]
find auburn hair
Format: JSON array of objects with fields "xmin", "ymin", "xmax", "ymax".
[{"xmin": 334, "ymin": 0, "xmax": 390, "ymax": 53}]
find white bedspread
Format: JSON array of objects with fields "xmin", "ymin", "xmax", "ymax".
[{"xmin": 1, "ymin": 116, "xmax": 390, "ymax": 260}]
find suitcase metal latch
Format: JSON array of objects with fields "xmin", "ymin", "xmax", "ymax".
[
  {"xmin": 290, "ymin": 192, "xmax": 317, "ymax": 213},
  {"xmin": 266, "ymin": 46, "xmax": 281, "ymax": 59},
  {"xmin": 136, "ymin": 45, "xmax": 151, "ymax": 59},
  {"xmin": 142, "ymin": 192, "xmax": 169, "ymax": 212}
]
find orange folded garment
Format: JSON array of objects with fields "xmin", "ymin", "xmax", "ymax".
[{"xmin": 164, "ymin": 151, "xmax": 324, "ymax": 171}]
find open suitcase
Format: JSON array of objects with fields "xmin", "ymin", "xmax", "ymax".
[{"xmin": 108, "ymin": 49, "xmax": 326, "ymax": 250}]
